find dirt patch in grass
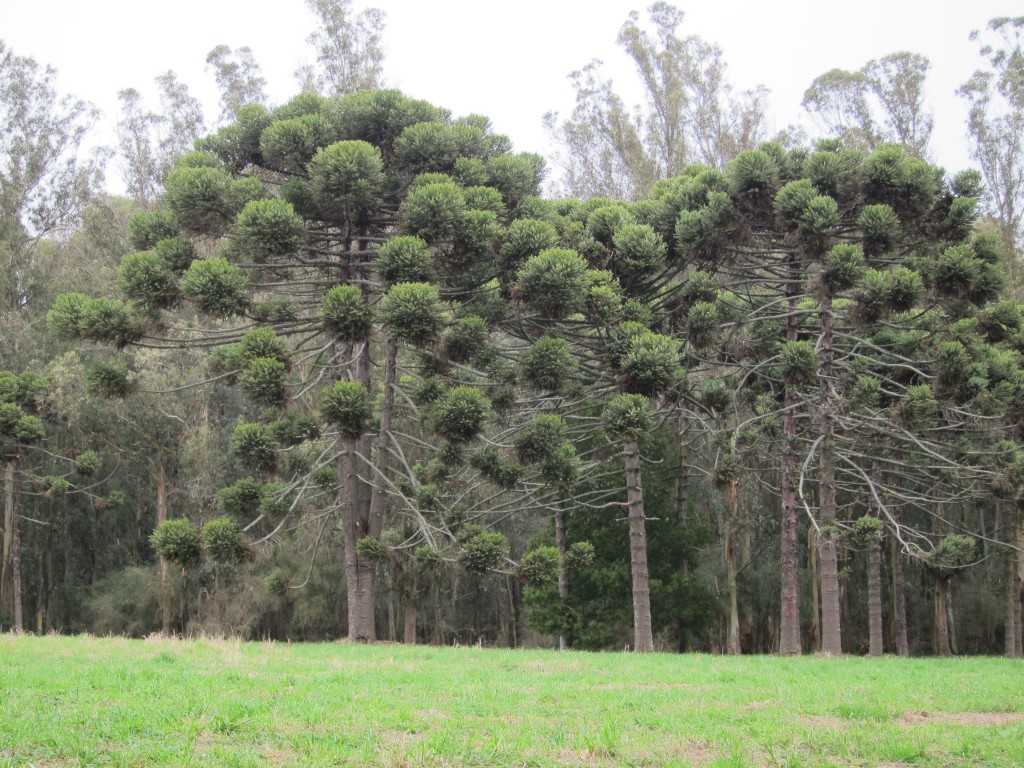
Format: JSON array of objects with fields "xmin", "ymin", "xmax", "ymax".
[
  {"xmin": 589, "ymin": 682, "xmax": 692, "ymax": 690},
  {"xmin": 666, "ymin": 739, "xmax": 717, "ymax": 765},
  {"xmin": 801, "ymin": 714, "xmax": 847, "ymax": 729},
  {"xmin": 898, "ymin": 710, "xmax": 1024, "ymax": 726}
]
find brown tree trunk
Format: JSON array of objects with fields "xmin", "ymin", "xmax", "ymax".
[
  {"xmin": 403, "ymin": 583, "xmax": 417, "ymax": 645},
  {"xmin": 779, "ymin": 252, "xmax": 802, "ymax": 656},
  {"xmin": 624, "ymin": 440, "xmax": 653, "ymax": 652},
  {"xmin": 1016, "ymin": 511, "xmax": 1023, "ymax": 658},
  {"xmin": 867, "ymin": 538, "xmax": 883, "ymax": 656},
  {"xmin": 891, "ymin": 529, "xmax": 910, "ymax": 657},
  {"xmin": 722, "ymin": 479, "xmax": 741, "ymax": 655},
  {"xmin": 818, "ymin": 294, "xmax": 842, "ymax": 655},
  {"xmin": 554, "ymin": 501, "xmax": 570, "ymax": 651},
  {"xmin": 933, "ymin": 573, "xmax": 951, "ymax": 656}
]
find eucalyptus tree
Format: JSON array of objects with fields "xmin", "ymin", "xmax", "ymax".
[
  {"xmin": 206, "ymin": 45, "xmax": 268, "ymax": 123},
  {"xmin": 52, "ymin": 89, "xmax": 547, "ymax": 643},
  {"xmin": 297, "ymin": 0, "xmax": 386, "ymax": 97},
  {"xmin": 959, "ymin": 17, "xmax": 1024, "ymax": 261},
  {"xmin": 545, "ymin": 2, "xmax": 768, "ymax": 200},
  {"xmin": 803, "ymin": 52, "xmax": 934, "ymax": 158},
  {"xmin": 1, "ymin": 41, "xmax": 106, "ymax": 313}
]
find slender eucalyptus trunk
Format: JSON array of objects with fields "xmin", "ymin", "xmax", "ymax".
[
  {"xmin": 155, "ymin": 459, "xmax": 173, "ymax": 636},
  {"xmin": 779, "ymin": 251, "xmax": 802, "ymax": 655},
  {"xmin": 403, "ymin": 575, "xmax": 418, "ymax": 645},
  {"xmin": 1016, "ymin": 509, "xmax": 1024, "ymax": 658},
  {"xmin": 808, "ymin": 527, "xmax": 820, "ymax": 652},
  {"xmin": 866, "ymin": 453, "xmax": 883, "ymax": 656},
  {"xmin": 818, "ymin": 293, "xmax": 842, "ymax": 655},
  {"xmin": 554, "ymin": 500, "xmax": 570, "ymax": 651},
  {"xmin": 1006, "ymin": 506, "xmax": 1022, "ymax": 658},
  {"xmin": 10, "ymin": 456, "xmax": 23, "ymax": 633},
  {"xmin": 624, "ymin": 439, "xmax": 653, "ymax": 652},
  {"xmin": 867, "ymin": 539, "xmax": 883, "ymax": 656},
  {"xmin": 933, "ymin": 573, "xmax": 952, "ymax": 656},
  {"xmin": 1, "ymin": 458, "xmax": 13, "ymax": 619},
  {"xmin": 722, "ymin": 479, "xmax": 741, "ymax": 655}
]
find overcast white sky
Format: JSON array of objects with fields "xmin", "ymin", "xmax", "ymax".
[{"xmin": 5, "ymin": 1, "xmax": 1021, "ymax": 194}]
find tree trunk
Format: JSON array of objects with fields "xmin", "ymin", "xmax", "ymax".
[
  {"xmin": 808, "ymin": 527, "xmax": 820, "ymax": 652},
  {"xmin": 340, "ymin": 437, "xmax": 376, "ymax": 642},
  {"xmin": 779, "ymin": 252, "xmax": 802, "ymax": 656},
  {"xmin": 554, "ymin": 501, "xmax": 570, "ymax": 651},
  {"xmin": 1, "ymin": 459, "xmax": 14, "ymax": 621},
  {"xmin": 155, "ymin": 459, "xmax": 173, "ymax": 636},
  {"xmin": 933, "ymin": 573, "xmax": 951, "ymax": 656},
  {"xmin": 1016, "ymin": 511, "xmax": 1023, "ymax": 658},
  {"xmin": 1006, "ymin": 543, "xmax": 1019, "ymax": 658},
  {"xmin": 818, "ymin": 293, "xmax": 842, "ymax": 655},
  {"xmin": 722, "ymin": 479, "xmax": 741, "ymax": 655},
  {"xmin": 403, "ymin": 588, "xmax": 417, "ymax": 645},
  {"xmin": 867, "ymin": 538, "xmax": 883, "ymax": 656},
  {"xmin": 624, "ymin": 440, "xmax": 653, "ymax": 652},
  {"xmin": 11, "ymin": 456, "xmax": 23, "ymax": 634},
  {"xmin": 891, "ymin": 531, "xmax": 910, "ymax": 657}
]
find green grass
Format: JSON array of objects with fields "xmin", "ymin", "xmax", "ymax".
[{"xmin": 1, "ymin": 635, "xmax": 1022, "ymax": 767}]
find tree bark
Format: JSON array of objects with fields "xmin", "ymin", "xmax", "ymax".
[
  {"xmin": 867, "ymin": 538, "xmax": 883, "ymax": 656},
  {"xmin": 155, "ymin": 459, "xmax": 173, "ymax": 637},
  {"xmin": 624, "ymin": 440, "xmax": 653, "ymax": 652},
  {"xmin": 818, "ymin": 293, "xmax": 842, "ymax": 655},
  {"xmin": 808, "ymin": 527, "xmax": 820, "ymax": 652},
  {"xmin": 10, "ymin": 456, "xmax": 23, "ymax": 634},
  {"xmin": 779, "ymin": 252, "xmax": 802, "ymax": 656},
  {"xmin": 554, "ymin": 500, "xmax": 570, "ymax": 651},
  {"xmin": 722, "ymin": 479, "xmax": 741, "ymax": 655},
  {"xmin": 1, "ymin": 459, "xmax": 14, "ymax": 620},
  {"xmin": 340, "ymin": 437, "xmax": 376, "ymax": 642},
  {"xmin": 933, "ymin": 573, "xmax": 951, "ymax": 656}
]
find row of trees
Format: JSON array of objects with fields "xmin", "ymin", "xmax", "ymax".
[{"xmin": 1, "ymin": 5, "xmax": 1022, "ymax": 656}]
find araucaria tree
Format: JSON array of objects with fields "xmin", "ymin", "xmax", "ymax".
[{"xmin": 52, "ymin": 89, "xmax": 546, "ymax": 642}]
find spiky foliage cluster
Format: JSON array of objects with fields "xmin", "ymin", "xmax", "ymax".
[{"xmin": 150, "ymin": 519, "xmax": 202, "ymax": 568}]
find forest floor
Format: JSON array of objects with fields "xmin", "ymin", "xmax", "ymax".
[{"xmin": 1, "ymin": 634, "xmax": 1022, "ymax": 767}]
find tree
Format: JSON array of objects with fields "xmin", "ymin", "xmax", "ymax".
[
  {"xmin": 545, "ymin": 2, "xmax": 768, "ymax": 200},
  {"xmin": 1, "ymin": 41, "xmax": 105, "ymax": 312},
  {"xmin": 296, "ymin": 0, "xmax": 386, "ymax": 97},
  {"xmin": 116, "ymin": 72, "xmax": 206, "ymax": 206},
  {"xmin": 206, "ymin": 45, "xmax": 267, "ymax": 123},
  {"xmin": 959, "ymin": 17, "xmax": 1024, "ymax": 261},
  {"xmin": 803, "ymin": 52, "xmax": 933, "ymax": 158}
]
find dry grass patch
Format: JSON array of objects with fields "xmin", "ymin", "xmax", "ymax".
[{"xmin": 898, "ymin": 710, "xmax": 1024, "ymax": 726}]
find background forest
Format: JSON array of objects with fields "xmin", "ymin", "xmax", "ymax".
[{"xmin": 2, "ymin": 2, "xmax": 1024, "ymax": 658}]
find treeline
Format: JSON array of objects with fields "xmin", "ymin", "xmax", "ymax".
[{"xmin": 1, "ymin": 5, "xmax": 1023, "ymax": 656}]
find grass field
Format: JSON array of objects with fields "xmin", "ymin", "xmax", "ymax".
[{"xmin": 0, "ymin": 634, "xmax": 1022, "ymax": 767}]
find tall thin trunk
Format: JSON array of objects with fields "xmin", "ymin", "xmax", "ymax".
[
  {"xmin": 624, "ymin": 439, "xmax": 653, "ymax": 652},
  {"xmin": 867, "ymin": 539, "xmax": 883, "ymax": 656},
  {"xmin": 403, "ymin": 571, "xmax": 418, "ymax": 645},
  {"xmin": 890, "ymin": 498, "xmax": 910, "ymax": 656},
  {"xmin": 808, "ymin": 527, "xmax": 820, "ymax": 652},
  {"xmin": 554, "ymin": 500, "xmax": 570, "ymax": 651},
  {"xmin": 866, "ymin": 453, "xmax": 884, "ymax": 656},
  {"xmin": 155, "ymin": 459, "xmax": 172, "ymax": 637},
  {"xmin": 933, "ymin": 573, "xmax": 951, "ymax": 656},
  {"xmin": 1, "ymin": 459, "xmax": 14, "ymax": 620},
  {"xmin": 779, "ymin": 251, "xmax": 802, "ymax": 655},
  {"xmin": 818, "ymin": 293, "xmax": 842, "ymax": 655},
  {"xmin": 1015, "ymin": 510, "xmax": 1023, "ymax": 658},
  {"xmin": 11, "ymin": 456, "xmax": 23, "ymax": 634},
  {"xmin": 340, "ymin": 436, "xmax": 376, "ymax": 642},
  {"xmin": 1006, "ymin": 541, "xmax": 1019, "ymax": 658},
  {"xmin": 722, "ymin": 479, "xmax": 741, "ymax": 655}
]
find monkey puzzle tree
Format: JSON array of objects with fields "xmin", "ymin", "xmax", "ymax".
[{"xmin": 52, "ymin": 89, "xmax": 545, "ymax": 643}]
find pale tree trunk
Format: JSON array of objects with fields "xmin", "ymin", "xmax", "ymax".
[
  {"xmin": 10, "ymin": 456, "xmax": 24, "ymax": 634},
  {"xmin": 808, "ymin": 527, "xmax": 820, "ymax": 652},
  {"xmin": 721, "ymin": 479, "xmax": 741, "ymax": 655},
  {"xmin": 818, "ymin": 294, "xmax": 842, "ymax": 655},
  {"xmin": 866, "ymin": 455, "xmax": 883, "ymax": 656},
  {"xmin": 1, "ymin": 459, "xmax": 14, "ymax": 620},
  {"xmin": 890, "ymin": 526, "xmax": 910, "ymax": 656},
  {"xmin": 867, "ymin": 538, "xmax": 883, "ymax": 656},
  {"xmin": 402, "ymin": 574, "xmax": 417, "ymax": 645},
  {"xmin": 554, "ymin": 501, "xmax": 570, "ymax": 651},
  {"xmin": 779, "ymin": 252, "xmax": 802, "ymax": 655},
  {"xmin": 624, "ymin": 440, "xmax": 653, "ymax": 652},
  {"xmin": 155, "ymin": 459, "xmax": 173, "ymax": 636},
  {"xmin": 933, "ymin": 573, "xmax": 952, "ymax": 656},
  {"xmin": 1011, "ymin": 514, "xmax": 1019, "ymax": 659},
  {"xmin": 1005, "ymin": 505, "xmax": 1023, "ymax": 658},
  {"xmin": 340, "ymin": 436, "xmax": 376, "ymax": 642}
]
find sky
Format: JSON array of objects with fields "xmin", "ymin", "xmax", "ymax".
[{"xmin": 5, "ymin": 0, "xmax": 1022, "ymax": 194}]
